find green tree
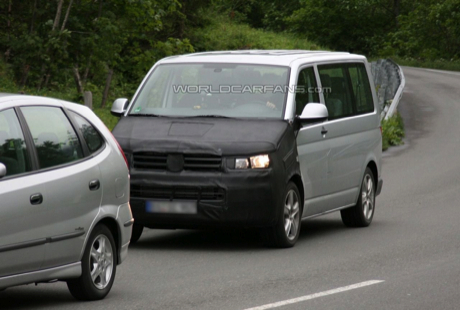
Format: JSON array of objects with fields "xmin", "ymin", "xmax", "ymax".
[
  {"xmin": 288, "ymin": 0, "xmax": 401, "ymax": 54},
  {"xmin": 388, "ymin": 0, "xmax": 460, "ymax": 60}
]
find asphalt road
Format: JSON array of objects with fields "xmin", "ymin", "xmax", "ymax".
[{"xmin": 1, "ymin": 67, "xmax": 460, "ymax": 310}]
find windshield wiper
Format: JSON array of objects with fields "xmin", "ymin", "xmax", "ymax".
[
  {"xmin": 128, "ymin": 113, "xmax": 162, "ymax": 117},
  {"xmin": 186, "ymin": 115, "xmax": 233, "ymax": 119}
]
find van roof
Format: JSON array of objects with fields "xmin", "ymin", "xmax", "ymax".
[{"xmin": 158, "ymin": 50, "xmax": 366, "ymax": 67}]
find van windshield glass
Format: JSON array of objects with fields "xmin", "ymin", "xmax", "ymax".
[{"xmin": 128, "ymin": 63, "xmax": 289, "ymax": 118}]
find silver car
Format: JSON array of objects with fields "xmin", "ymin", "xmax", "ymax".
[{"xmin": 0, "ymin": 94, "xmax": 132, "ymax": 300}]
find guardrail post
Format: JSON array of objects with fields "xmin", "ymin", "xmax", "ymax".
[{"xmin": 84, "ymin": 91, "xmax": 93, "ymax": 110}]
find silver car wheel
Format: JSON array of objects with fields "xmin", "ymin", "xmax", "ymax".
[
  {"xmin": 361, "ymin": 174, "xmax": 375, "ymax": 220},
  {"xmin": 90, "ymin": 234, "xmax": 114, "ymax": 290},
  {"xmin": 284, "ymin": 189, "xmax": 300, "ymax": 240}
]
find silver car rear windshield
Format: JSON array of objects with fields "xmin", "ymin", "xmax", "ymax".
[{"xmin": 128, "ymin": 63, "xmax": 290, "ymax": 118}]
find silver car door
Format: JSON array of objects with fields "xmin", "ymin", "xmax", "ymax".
[
  {"xmin": 20, "ymin": 106, "xmax": 103, "ymax": 268},
  {"xmin": 0, "ymin": 108, "xmax": 45, "ymax": 277}
]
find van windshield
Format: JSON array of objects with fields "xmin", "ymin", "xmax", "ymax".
[{"xmin": 128, "ymin": 63, "xmax": 289, "ymax": 118}]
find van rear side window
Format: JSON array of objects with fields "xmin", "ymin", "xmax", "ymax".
[{"xmin": 318, "ymin": 63, "xmax": 374, "ymax": 120}]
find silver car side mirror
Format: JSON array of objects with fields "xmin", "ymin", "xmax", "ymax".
[
  {"xmin": 111, "ymin": 98, "xmax": 129, "ymax": 117},
  {"xmin": 298, "ymin": 103, "xmax": 328, "ymax": 123},
  {"xmin": 0, "ymin": 163, "xmax": 6, "ymax": 178}
]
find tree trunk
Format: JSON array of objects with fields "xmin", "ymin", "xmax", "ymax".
[
  {"xmin": 5, "ymin": 0, "xmax": 12, "ymax": 62},
  {"xmin": 178, "ymin": 2, "xmax": 186, "ymax": 39},
  {"xmin": 43, "ymin": 73, "xmax": 51, "ymax": 89},
  {"xmin": 38, "ymin": 0, "xmax": 64, "ymax": 90},
  {"xmin": 19, "ymin": 65, "xmax": 30, "ymax": 88},
  {"xmin": 83, "ymin": 52, "xmax": 93, "ymax": 83},
  {"xmin": 60, "ymin": 0, "xmax": 74, "ymax": 32},
  {"xmin": 52, "ymin": 0, "xmax": 64, "ymax": 31},
  {"xmin": 83, "ymin": 0, "xmax": 103, "ymax": 83},
  {"xmin": 37, "ymin": 63, "xmax": 47, "ymax": 90},
  {"xmin": 101, "ymin": 68, "xmax": 114, "ymax": 108},
  {"xmin": 73, "ymin": 65, "xmax": 84, "ymax": 95},
  {"xmin": 394, "ymin": 0, "xmax": 400, "ymax": 27},
  {"xmin": 30, "ymin": 0, "xmax": 38, "ymax": 34}
]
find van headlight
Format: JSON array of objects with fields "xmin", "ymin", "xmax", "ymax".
[{"xmin": 235, "ymin": 155, "xmax": 270, "ymax": 169}]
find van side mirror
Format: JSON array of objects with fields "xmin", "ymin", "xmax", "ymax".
[
  {"xmin": 0, "ymin": 163, "xmax": 6, "ymax": 178},
  {"xmin": 111, "ymin": 98, "xmax": 129, "ymax": 117},
  {"xmin": 298, "ymin": 103, "xmax": 328, "ymax": 124}
]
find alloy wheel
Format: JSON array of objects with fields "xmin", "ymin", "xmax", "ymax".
[
  {"xmin": 284, "ymin": 189, "xmax": 300, "ymax": 240},
  {"xmin": 89, "ymin": 235, "xmax": 114, "ymax": 290}
]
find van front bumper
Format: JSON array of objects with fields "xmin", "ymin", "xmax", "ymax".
[{"xmin": 129, "ymin": 169, "xmax": 282, "ymax": 229}]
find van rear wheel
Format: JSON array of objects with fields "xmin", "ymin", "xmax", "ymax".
[
  {"xmin": 341, "ymin": 168, "xmax": 375, "ymax": 227},
  {"xmin": 261, "ymin": 182, "xmax": 302, "ymax": 248}
]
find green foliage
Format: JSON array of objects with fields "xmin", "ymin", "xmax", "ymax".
[
  {"xmin": 382, "ymin": 112, "xmax": 405, "ymax": 151},
  {"xmin": 93, "ymin": 107, "xmax": 119, "ymax": 131},
  {"xmin": 0, "ymin": 0, "xmax": 199, "ymax": 100},
  {"xmin": 190, "ymin": 15, "xmax": 322, "ymax": 51},
  {"xmin": 213, "ymin": 0, "xmax": 300, "ymax": 32},
  {"xmin": 386, "ymin": 0, "xmax": 460, "ymax": 60},
  {"xmin": 0, "ymin": 60, "xmax": 16, "ymax": 93},
  {"xmin": 287, "ymin": 0, "xmax": 399, "ymax": 54}
]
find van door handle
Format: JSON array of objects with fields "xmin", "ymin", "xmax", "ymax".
[
  {"xmin": 30, "ymin": 193, "xmax": 43, "ymax": 205},
  {"xmin": 321, "ymin": 126, "xmax": 328, "ymax": 135},
  {"xmin": 89, "ymin": 179, "xmax": 100, "ymax": 191}
]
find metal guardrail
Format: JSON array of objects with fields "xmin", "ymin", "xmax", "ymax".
[{"xmin": 370, "ymin": 59, "xmax": 405, "ymax": 120}]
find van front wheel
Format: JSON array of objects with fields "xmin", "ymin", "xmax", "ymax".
[
  {"xmin": 261, "ymin": 182, "xmax": 302, "ymax": 248},
  {"xmin": 341, "ymin": 167, "xmax": 375, "ymax": 227}
]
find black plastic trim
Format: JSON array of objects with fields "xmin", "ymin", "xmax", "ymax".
[
  {"xmin": 0, "ymin": 231, "xmax": 85, "ymax": 253},
  {"xmin": 0, "ymin": 238, "xmax": 47, "ymax": 253},
  {"xmin": 48, "ymin": 231, "xmax": 85, "ymax": 243}
]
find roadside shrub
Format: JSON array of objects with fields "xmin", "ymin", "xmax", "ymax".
[{"xmin": 382, "ymin": 112, "xmax": 405, "ymax": 151}]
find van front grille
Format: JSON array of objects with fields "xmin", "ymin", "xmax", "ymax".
[
  {"xmin": 133, "ymin": 152, "xmax": 222, "ymax": 172},
  {"xmin": 133, "ymin": 152, "xmax": 167, "ymax": 170},
  {"xmin": 131, "ymin": 185, "xmax": 226, "ymax": 201}
]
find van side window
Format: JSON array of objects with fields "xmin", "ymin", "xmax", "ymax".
[
  {"xmin": 348, "ymin": 64, "xmax": 374, "ymax": 114},
  {"xmin": 318, "ymin": 65, "xmax": 354, "ymax": 120},
  {"xmin": 0, "ymin": 109, "xmax": 32, "ymax": 176},
  {"xmin": 295, "ymin": 67, "xmax": 319, "ymax": 115},
  {"xmin": 21, "ymin": 106, "xmax": 84, "ymax": 169}
]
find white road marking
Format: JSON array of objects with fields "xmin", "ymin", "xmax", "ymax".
[
  {"xmin": 426, "ymin": 69, "xmax": 460, "ymax": 76},
  {"xmin": 244, "ymin": 280, "xmax": 385, "ymax": 310}
]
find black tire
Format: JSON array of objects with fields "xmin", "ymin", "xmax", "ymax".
[
  {"xmin": 261, "ymin": 182, "xmax": 302, "ymax": 248},
  {"xmin": 130, "ymin": 223, "xmax": 144, "ymax": 244},
  {"xmin": 341, "ymin": 167, "xmax": 376, "ymax": 227},
  {"xmin": 67, "ymin": 224, "xmax": 117, "ymax": 301}
]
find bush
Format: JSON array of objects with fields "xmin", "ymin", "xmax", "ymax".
[{"xmin": 381, "ymin": 112, "xmax": 405, "ymax": 151}]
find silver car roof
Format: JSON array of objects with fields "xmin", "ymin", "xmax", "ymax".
[{"xmin": 0, "ymin": 93, "xmax": 93, "ymax": 118}]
